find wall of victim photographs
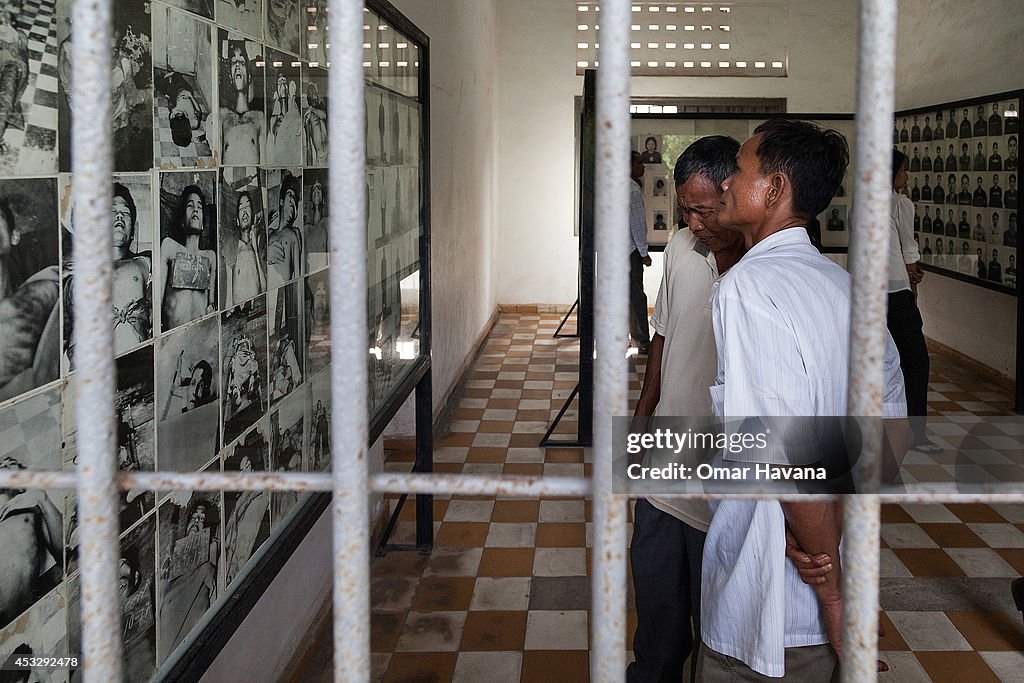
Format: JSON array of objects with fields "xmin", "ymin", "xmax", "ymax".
[
  {"xmin": 899, "ymin": 96, "xmax": 1021, "ymax": 293},
  {"xmin": 0, "ymin": 0, "xmax": 424, "ymax": 679},
  {"xmin": 631, "ymin": 117, "xmax": 856, "ymax": 251}
]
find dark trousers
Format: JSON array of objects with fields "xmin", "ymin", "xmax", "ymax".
[
  {"xmin": 630, "ymin": 250, "xmax": 650, "ymax": 347},
  {"xmin": 886, "ymin": 290, "xmax": 930, "ymax": 442},
  {"xmin": 627, "ymin": 499, "xmax": 706, "ymax": 683}
]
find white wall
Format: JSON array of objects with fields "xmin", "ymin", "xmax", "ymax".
[
  {"xmin": 896, "ymin": 0, "xmax": 1024, "ymax": 377},
  {"xmin": 496, "ymin": 0, "xmax": 860, "ymax": 305},
  {"xmin": 392, "ymin": 0, "xmax": 501, "ymax": 408}
]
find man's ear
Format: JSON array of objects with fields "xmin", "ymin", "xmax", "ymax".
[{"xmin": 765, "ymin": 174, "xmax": 786, "ymax": 209}]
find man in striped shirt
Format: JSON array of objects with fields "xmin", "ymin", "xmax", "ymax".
[{"xmin": 697, "ymin": 119, "xmax": 910, "ymax": 681}]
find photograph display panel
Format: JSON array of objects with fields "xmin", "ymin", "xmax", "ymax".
[
  {"xmin": 630, "ymin": 117, "xmax": 856, "ymax": 251},
  {"xmin": 0, "ymin": 0, "xmax": 429, "ymax": 673},
  {"xmin": 901, "ymin": 93, "xmax": 1022, "ymax": 294}
]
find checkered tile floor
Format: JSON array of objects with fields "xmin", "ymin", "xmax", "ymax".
[
  {"xmin": 297, "ymin": 313, "xmax": 1024, "ymax": 683},
  {"xmin": 1, "ymin": 0, "xmax": 58, "ymax": 175}
]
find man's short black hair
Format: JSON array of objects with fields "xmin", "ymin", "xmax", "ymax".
[
  {"xmin": 169, "ymin": 112, "xmax": 193, "ymax": 148},
  {"xmin": 892, "ymin": 148, "xmax": 908, "ymax": 183},
  {"xmin": 673, "ymin": 135, "xmax": 740, "ymax": 189},
  {"xmin": 751, "ymin": 119, "xmax": 849, "ymax": 219},
  {"xmin": 113, "ymin": 182, "xmax": 137, "ymax": 229}
]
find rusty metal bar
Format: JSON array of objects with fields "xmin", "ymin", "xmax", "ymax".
[
  {"xmin": 326, "ymin": 0, "xmax": 371, "ymax": 680},
  {"xmin": 371, "ymin": 473, "xmax": 592, "ymax": 497},
  {"xmin": 69, "ymin": 0, "xmax": 122, "ymax": 677},
  {"xmin": 843, "ymin": 0, "xmax": 898, "ymax": 681},
  {"xmin": 592, "ymin": 0, "xmax": 631, "ymax": 679}
]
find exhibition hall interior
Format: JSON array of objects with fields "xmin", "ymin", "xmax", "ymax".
[{"xmin": 1, "ymin": 0, "xmax": 1023, "ymax": 681}]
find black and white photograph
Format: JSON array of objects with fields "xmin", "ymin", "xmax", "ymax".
[
  {"xmin": 162, "ymin": 0, "xmax": 212, "ymax": 20},
  {"xmin": 301, "ymin": 0, "xmax": 328, "ymax": 65},
  {"xmin": 639, "ymin": 135, "xmax": 663, "ymax": 165},
  {"xmin": 219, "ymin": 33, "xmax": 265, "ymax": 166},
  {"xmin": 825, "ymin": 204, "xmax": 847, "ymax": 232},
  {"xmin": 0, "ymin": 583, "xmax": 66, "ymax": 682},
  {"xmin": 307, "ymin": 370, "xmax": 330, "ymax": 471},
  {"xmin": 303, "ymin": 168, "xmax": 328, "ymax": 273},
  {"xmin": 3, "ymin": 0, "xmax": 59, "ymax": 176},
  {"xmin": 57, "ymin": 0, "xmax": 153, "ymax": 173},
  {"xmin": 304, "ymin": 267, "xmax": 329, "ymax": 377},
  {"xmin": 216, "ymin": 0, "xmax": 261, "ymax": 43},
  {"xmin": 219, "ymin": 167, "xmax": 266, "ymax": 309},
  {"xmin": 302, "ymin": 66, "xmax": 328, "ymax": 167},
  {"xmin": 400, "ymin": 99, "xmax": 420, "ymax": 166},
  {"xmin": 0, "ymin": 177, "xmax": 59, "ymax": 403},
  {"xmin": 264, "ymin": 168, "xmax": 302, "ymax": 288},
  {"xmin": 269, "ymin": 388, "xmax": 304, "ymax": 525},
  {"xmin": 61, "ymin": 175, "xmax": 154, "ymax": 369},
  {"xmin": 648, "ymin": 209, "xmax": 667, "ymax": 232},
  {"xmin": 652, "ymin": 177, "xmax": 668, "ymax": 198},
  {"xmin": 0, "ymin": 385, "xmax": 62, "ymax": 632},
  {"xmin": 156, "ymin": 315, "xmax": 220, "ymax": 471},
  {"xmin": 264, "ymin": 49, "xmax": 302, "ymax": 166},
  {"xmin": 221, "ymin": 293, "xmax": 268, "ymax": 446},
  {"xmin": 152, "ymin": 4, "xmax": 214, "ymax": 169},
  {"xmin": 366, "ymin": 86, "xmax": 391, "ymax": 166},
  {"xmin": 264, "ymin": 0, "xmax": 299, "ymax": 56},
  {"xmin": 158, "ymin": 170, "xmax": 217, "ymax": 332},
  {"xmin": 399, "ymin": 166, "xmax": 420, "ymax": 233},
  {"xmin": 156, "ymin": 486, "xmax": 219, "ymax": 662},
  {"xmin": 268, "ymin": 281, "xmax": 303, "ymax": 405},
  {"xmin": 221, "ymin": 419, "xmax": 270, "ymax": 588}
]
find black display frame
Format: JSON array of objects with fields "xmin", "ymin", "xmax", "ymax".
[{"xmin": 153, "ymin": 0, "xmax": 432, "ymax": 678}]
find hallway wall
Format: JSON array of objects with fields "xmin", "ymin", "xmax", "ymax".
[
  {"xmin": 495, "ymin": 0, "xmax": 860, "ymax": 305},
  {"xmin": 896, "ymin": 0, "xmax": 1024, "ymax": 378}
]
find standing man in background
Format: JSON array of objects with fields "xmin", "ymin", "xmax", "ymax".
[{"xmin": 629, "ymin": 151, "xmax": 651, "ymax": 354}]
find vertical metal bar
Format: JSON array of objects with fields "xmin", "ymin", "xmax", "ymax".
[
  {"xmin": 592, "ymin": 0, "xmax": 631, "ymax": 679},
  {"xmin": 327, "ymin": 0, "xmax": 370, "ymax": 680},
  {"xmin": 70, "ymin": 0, "xmax": 121, "ymax": 677},
  {"xmin": 844, "ymin": 0, "xmax": 897, "ymax": 680}
]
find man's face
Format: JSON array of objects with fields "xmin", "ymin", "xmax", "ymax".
[
  {"xmin": 189, "ymin": 367, "xmax": 208, "ymax": 405},
  {"xmin": 281, "ymin": 188, "xmax": 297, "ymax": 226},
  {"xmin": 312, "ymin": 182, "xmax": 323, "ymax": 208},
  {"xmin": 676, "ymin": 172, "xmax": 741, "ymax": 253},
  {"xmin": 719, "ymin": 134, "xmax": 770, "ymax": 231},
  {"xmin": 994, "ymin": 175, "xmax": 1000, "ymax": 186},
  {"xmin": 962, "ymin": 144, "xmax": 969, "ymax": 154},
  {"xmin": 188, "ymin": 505, "xmax": 207, "ymax": 534},
  {"xmin": 236, "ymin": 194, "xmax": 252, "ymax": 231},
  {"xmin": 230, "ymin": 47, "xmax": 250, "ymax": 93},
  {"xmin": 1011, "ymin": 175, "xmax": 1017, "ymax": 189},
  {"xmin": 276, "ymin": 74, "xmax": 288, "ymax": 98},
  {"xmin": 630, "ymin": 154, "xmax": 644, "ymax": 181},
  {"xmin": 994, "ymin": 214, "xmax": 1000, "ymax": 227},
  {"xmin": 977, "ymin": 177, "xmax": 984, "ymax": 188},
  {"xmin": 1010, "ymin": 138, "xmax": 1018, "ymax": 157},
  {"xmin": 978, "ymin": 106, "xmax": 985, "ymax": 118},
  {"xmin": 184, "ymin": 191, "xmax": 204, "ymax": 235},
  {"xmin": 112, "ymin": 196, "xmax": 134, "ymax": 249},
  {"xmin": 993, "ymin": 143, "xmax": 1000, "ymax": 153},
  {"xmin": 963, "ymin": 109, "xmax": 969, "ymax": 120},
  {"xmin": 118, "ymin": 558, "xmax": 134, "ymax": 601}
]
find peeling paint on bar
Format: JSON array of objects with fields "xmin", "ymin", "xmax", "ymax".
[
  {"xmin": 70, "ymin": 0, "xmax": 122, "ymax": 677},
  {"xmin": 326, "ymin": 1, "xmax": 371, "ymax": 681},
  {"xmin": 371, "ymin": 473, "xmax": 593, "ymax": 497},
  {"xmin": 843, "ymin": 1, "xmax": 898, "ymax": 681},
  {"xmin": 592, "ymin": 0, "xmax": 632, "ymax": 679}
]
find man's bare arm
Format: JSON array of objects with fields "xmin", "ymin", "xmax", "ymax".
[{"xmin": 781, "ymin": 501, "xmax": 843, "ymax": 654}]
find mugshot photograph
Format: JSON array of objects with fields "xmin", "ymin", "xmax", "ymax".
[
  {"xmin": 269, "ymin": 280, "xmax": 304, "ymax": 405},
  {"xmin": 0, "ymin": 177, "xmax": 60, "ymax": 403},
  {"xmin": 910, "ymin": 147, "xmax": 921, "ymax": 172},
  {"xmin": 159, "ymin": 171, "xmax": 217, "ymax": 333},
  {"xmin": 156, "ymin": 315, "xmax": 220, "ymax": 471},
  {"xmin": 1005, "ymin": 212, "xmax": 1018, "ymax": 247},
  {"xmin": 302, "ymin": 66, "xmax": 328, "ymax": 167},
  {"xmin": 958, "ymin": 211, "xmax": 970, "ymax": 239},
  {"xmin": 988, "ymin": 248, "xmax": 1003, "ymax": 283},
  {"xmin": 156, "ymin": 487, "xmax": 220, "ymax": 661},
  {"xmin": 1007, "ymin": 135, "xmax": 1018, "ymax": 171},
  {"xmin": 934, "ymin": 111, "xmax": 945, "ymax": 140},
  {"xmin": 5, "ymin": 0, "xmax": 58, "ymax": 175},
  {"xmin": 959, "ymin": 143, "xmax": 971, "ymax": 172},
  {"xmin": 216, "ymin": 0, "xmax": 261, "ymax": 45},
  {"xmin": 931, "ymin": 212, "xmax": 944, "ymax": 236},
  {"xmin": 640, "ymin": 135, "xmax": 663, "ymax": 165},
  {"xmin": 922, "ymin": 115, "xmax": 933, "ymax": 141},
  {"xmin": 972, "ymin": 213, "xmax": 985, "ymax": 242},
  {"xmin": 921, "ymin": 175, "xmax": 932, "ymax": 202},
  {"xmin": 62, "ymin": 176, "xmax": 153, "ymax": 371},
  {"xmin": 1005, "ymin": 174, "xmax": 1018, "ymax": 207},
  {"xmin": 921, "ymin": 146, "xmax": 932, "ymax": 171},
  {"xmin": 973, "ymin": 176, "xmax": 988, "ymax": 207},
  {"xmin": 219, "ymin": 167, "xmax": 266, "ymax": 309},
  {"xmin": 265, "ymin": 0, "xmax": 300, "ymax": 56},
  {"xmin": 1005, "ymin": 253, "xmax": 1017, "ymax": 288},
  {"xmin": 959, "ymin": 108, "xmax": 973, "ymax": 139},
  {"xmin": 910, "ymin": 177, "xmax": 920, "ymax": 202},
  {"xmin": 0, "ymin": 386, "xmax": 62, "ymax": 632},
  {"xmin": 153, "ymin": 7, "xmax": 215, "ymax": 169},
  {"xmin": 945, "ymin": 109, "xmax": 957, "ymax": 139},
  {"xmin": 222, "ymin": 421, "xmax": 272, "ymax": 589},
  {"xmin": 973, "ymin": 142, "xmax": 987, "ymax": 171},
  {"xmin": 989, "ymin": 174, "xmax": 1003, "ymax": 208},
  {"xmin": 987, "ymin": 102, "xmax": 1003, "ymax": 137},
  {"xmin": 933, "ymin": 150, "xmax": 944, "ymax": 174},
  {"xmin": 957, "ymin": 174, "xmax": 972, "ymax": 205},
  {"xmin": 265, "ymin": 168, "xmax": 304, "ymax": 289},
  {"xmin": 932, "ymin": 176, "xmax": 945, "ymax": 205},
  {"xmin": 974, "ymin": 105, "xmax": 988, "ymax": 137},
  {"xmin": 946, "ymin": 144, "xmax": 957, "ymax": 172},
  {"xmin": 219, "ymin": 33, "xmax": 266, "ymax": 166},
  {"xmin": 264, "ymin": 50, "xmax": 302, "ymax": 166},
  {"xmin": 221, "ymin": 293, "xmax": 269, "ymax": 446},
  {"xmin": 920, "ymin": 206, "xmax": 932, "ymax": 233},
  {"xmin": 1007, "ymin": 104, "xmax": 1020, "ymax": 134},
  {"xmin": 945, "ymin": 209, "xmax": 957, "ymax": 236},
  {"xmin": 988, "ymin": 211, "xmax": 1002, "ymax": 244},
  {"xmin": 910, "ymin": 115, "xmax": 921, "ymax": 142},
  {"xmin": 989, "ymin": 141, "xmax": 1002, "ymax": 171},
  {"xmin": 899, "ymin": 118, "xmax": 908, "ymax": 142}
]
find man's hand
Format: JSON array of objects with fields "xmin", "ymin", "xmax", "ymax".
[
  {"xmin": 642, "ymin": 255, "xmax": 652, "ymax": 267},
  {"xmin": 906, "ymin": 262, "xmax": 924, "ymax": 284},
  {"xmin": 784, "ymin": 526, "xmax": 833, "ymax": 585}
]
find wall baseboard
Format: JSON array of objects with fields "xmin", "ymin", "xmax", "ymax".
[
  {"xmin": 497, "ymin": 303, "xmax": 574, "ymax": 314},
  {"xmin": 926, "ymin": 336, "xmax": 1014, "ymax": 390}
]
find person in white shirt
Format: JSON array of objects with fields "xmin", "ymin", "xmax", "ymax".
[
  {"xmin": 628, "ymin": 136, "xmax": 746, "ymax": 683},
  {"xmin": 697, "ymin": 119, "xmax": 911, "ymax": 681},
  {"xmin": 629, "ymin": 151, "xmax": 652, "ymax": 353},
  {"xmin": 888, "ymin": 149, "xmax": 939, "ymax": 454}
]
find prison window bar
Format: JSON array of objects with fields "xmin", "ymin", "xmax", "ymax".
[{"xmin": 2, "ymin": 0, "xmax": 992, "ymax": 681}]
